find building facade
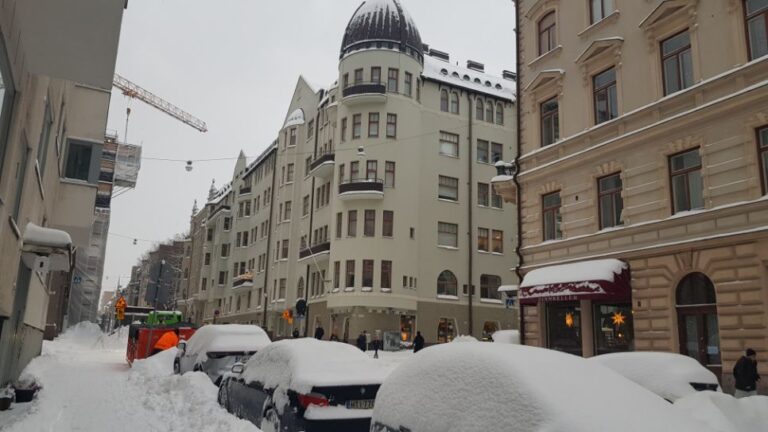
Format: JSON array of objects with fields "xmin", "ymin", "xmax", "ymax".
[
  {"xmin": 496, "ymin": 0, "xmax": 768, "ymax": 393},
  {"xmin": 180, "ymin": 0, "xmax": 519, "ymax": 344}
]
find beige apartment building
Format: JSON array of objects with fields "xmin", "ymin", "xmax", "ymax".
[
  {"xmin": 181, "ymin": 0, "xmax": 519, "ymax": 345},
  {"xmin": 0, "ymin": 0, "xmax": 126, "ymax": 384},
  {"xmin": 494, "ymin": 0, "xmax": 768, "ymax": 392}
]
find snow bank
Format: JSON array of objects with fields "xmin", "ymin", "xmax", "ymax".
[
  {"xmin": 521, "ymin": 258, "xmax": 626, "ymax": 287},
  {"xmin": 491, "ymin": 329, "xmax": 520, "ymax": 344},
  {"xmin": 589, "ymin": 352, "xmax": 719, "ymax": 401},
  {"xmin": 185, "ymin": 324, "xmax": 271, "ymax": 364},
  {"xmin": 56, "ymin": 322, "xmax": 104, "ymax": 346},
  {"xmin": 673, "ymin": 391, "xmax": 768, "ymax": 432},
  {"xmin": 131, "ymin": 347, "xmax": 178, "ymax": 377},
  {"xmin": 451, "ymin": 335, "xmax": 478, "ymax": 343},
  {"xmin": 371, "ymin": 342, "xmax": 715, "ymax": 432}
]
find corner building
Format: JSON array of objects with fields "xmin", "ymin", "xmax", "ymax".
[
  {"xmin": 188, "ymin": 0, "xmax": 518, "ymax": 344},
  {"xmin": 497, "ymin": 0, "xmax": 768, "ymax": 393}
]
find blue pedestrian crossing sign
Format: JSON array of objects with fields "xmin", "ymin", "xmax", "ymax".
[{"xmin": 73, "ymin": 275, "xmax": 82, "ymax": 284}]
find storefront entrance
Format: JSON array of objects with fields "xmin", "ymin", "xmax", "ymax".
[
  {"xmin": 676, "ymin": 272, "xmax": 721, "ymax": 378},
  {"xmin": 400, "ymin": 315, "xmax": 415, "ymax": 342},
  {"xmin": 437, "ymin": 317, "xmax": 456, "ymax": 343},
  {"xmin": 546, "ymin": 303, "xmax": 582, "ymax": 356}
]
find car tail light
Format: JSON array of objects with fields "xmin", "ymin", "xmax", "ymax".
[{"xmin": 298, "ymin": 392, "xmax": 329, "ymax": 408}]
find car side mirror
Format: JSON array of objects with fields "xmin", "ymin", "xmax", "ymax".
[
  {"xmin": 231, "ymin": 363, "xmax": 244, "ymax": 374},
  {"xmin": 177, "ymin": 340, "xmax": 187, "ymax": 353}
]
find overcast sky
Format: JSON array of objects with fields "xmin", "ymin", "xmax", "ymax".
[{"xmin": 102, "ymin": 0, "xmax": 516, "ymax": 294}]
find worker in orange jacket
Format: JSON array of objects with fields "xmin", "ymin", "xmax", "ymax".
[{"xmin": 151, "ymin": 328, "xmax": 179, "ymax": 356}]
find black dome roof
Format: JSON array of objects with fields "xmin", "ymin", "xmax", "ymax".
[{"xmin": 340, "ymin": 0, "xmax": 423, "ymax": 62}]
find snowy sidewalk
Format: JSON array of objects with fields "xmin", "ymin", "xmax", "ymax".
[{"xmin": 0, "ymin": 323, "xmax": 259, "ymax": 432}]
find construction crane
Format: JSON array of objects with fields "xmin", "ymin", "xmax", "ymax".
[{"xmin": 113, "ymin": 74, "xmax": 208, "ymax": 141}]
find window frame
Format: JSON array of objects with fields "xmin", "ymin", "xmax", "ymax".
[
  {"xmin": 371, "ymin": 67, "xmax": 381, "ymax": 84},
  {"xmin": 362, "ymin": 259, "xmax": 374, "ymax": 288},
  {"xmin": 386, "ymin": 113, "xmax": 397, "ymax": 138},
  {"xmin": 368, "ymin": 112, "xmax": 380, "ymax": 138},
  {"xmin": 668, "ymin": 148, "xmax": 704, "ymax": 214},
  {"xmin": 492, "ymin": 230, "xmax": 504, "ymax": 254},
  {"xmin": 438, "ymin": 222, "xmax": 459, "ymax": 248},
  {"xmin": 345, "ymin": 260, "xmax": 356, "ymax": 288},
  {"xmin": 538, "ymin": 11, "xmax": 557, "ymax": 56},
  {"xmin": 597, "ymin": 172, "xmax": 624, "ymax": 229},
  {"xmin": 352, "ymin": 114, "xmax": 362, "ymax": 139},
  {"xmin": 440, "ymin": 89, "xmax": 449, "ymax": 112},
  {"xmin": 347, "ymin": 210, "xmax": 358, "ymax": 237},
  {"xmin": 542, "ymin": 191, "xmax": 562, "ymax": 241},
  {"xmin": 404, "ymin": 72, "xmax": 413, "ymax": 97},
  {"xmin": 387, "ymin": 68, "xmax": 399, "ymax": 93},
  {"xmin": 478, "ymin": 227, "xmax": 490, "ymax": 252},
  {"xmin": 758, "ymin": 126, "xmax": 768, "ymax": 195},
  {"xmin": 590, "ymin": 0, "xmax": 615, "ymax": 24},
  {"xmin": 450, "ymin": 92, "xmax": 460, "ymax": 114},
  {"xmin": 745, "ymin": 0, "xmax": 768, "ymax": 60},
  {"xmin": 480, "ymin": 274, "xmax": 502, "ymax": 300},
  {"xmin": 477, "ymin": 182, "xmax": 490, "ymax": 207},
  {"xmin": 0, "ymin": 35, "xmax": 16, "ymax": 181},
  {"xmin": 383, "ymin": 210, "xmax": 394, "ymax": 237},
  {"xmin": 437, "ymin": 270, "xmax": 458, "ymax": 296},
  {"xmin": 661, "ymin": 30, "xmax": 694, "ymax": 96},
  {"xmin": 439, "ymin": 131, "xmax": 459, "ymax": 158},
  {"xmin": 381, "ymin": 260, "xmax": 392, "ymax": 289},
  {"xmin": 438, "ymin": 175, "xmax": 459, "ymax": 201},
  {"xmin": 593, "ymin": 67, "xmax": 618, "ymax": 124},
  {"xmin": 541, "ymin": 97, "xmax": 559, "ymax": 147},
  {"xmin": 477, "ymin": 139, "xmax": 489, "ymax": 163},
  {"xmin": 364, "ymin": 209, "xmax": 376, "ymax": 237}
]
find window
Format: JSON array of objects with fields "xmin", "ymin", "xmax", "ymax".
[
  {"xmin": 37, "ymin": 100, "xmax": 53, "ymax": 174},
  {"xmin": 669, "ymin": 148, "xmax": 703, "ymax": 213},
  {"xmin": 352, "ymin": 114, "xmax": 362, "ymax": 139},
  {"xmin": 450, "ymin": 92, "xmax": 459, "ymax": 114},
  {"xmin": 207, "ymin": 228, "xmax": 214, "ymax": 241},
  {"xmin": 538, "ymin": 11, "xmax": 557, "ymax": 55},
  {"xmin": 366, "ymin": 160, "xmax": 378, "ymax": 180},
  {"xmin": 491, "ymin": 143, "xmax": 503, "ymax": 163},
  {"xmin": 593, "ymin": 67, "xmax": 618, "ymax": 124},
  {"xmin": 64, "ymin": 140, "xmax": 93, "ymax": 181},
  {"xmin": 492, "ymin": 230, "xmax": 503, "ymax": 253},
  {"xmin": 542, "ymin": 191, "xmax": 562, "ymax": 241},
  {"xmin": 343, "ymin": 73, "xmax": 349, "ymax": 88},
  {"xmin": 364, "ymin": 209, "xmax": 376, "ymax": 237},
  {"xmin": 387, "ymin": 68, "xmax": 399, "ymax": 92},
  {"xmin": 281, "ymin": 239, "xmax": 289, "ymax": 259},
  {"xmin": 385, "ymin": 161, "xmax": 395, "ymax": 187},
  {"xmin": 477, "ymin": 140, "xmax": 489, "ymax": 163},
  {"xmin": 386, "ymin": 114, "xmax": 397, "ymax": 138},
  {"xmin": 478, "ymin": 183, "xmax": 489, "ymax": 206},
  {"xmin": 12, "ymin": 139, "xmax": 29, "ymax": 219},
  {"xmin": 381, "ymin": 261, "xmax": 392, "ymax": 289},
  {"xmin": 590, "ymin": 0, "xmax": 615, "ymax": 24},
  {"xmin": 286, "ymin": 163, "xmax": 294, "ymax": 183},
  {"xmin": 336, "ymin": 212, "xmax": 343, "ymax": 238},
  {"xmin": 661, "ymin": 31, "xmax": 694, "ymax": 96},
  {"xmin": 371, "ymin": 67, "xmax": 381, "ymax": 84},
  {"xmin": 437, "ymin": 270, "xmax": 457, "ymax": 296},
  {"xmin": 339, "ymin": 163, "xmax": 345, "ymax": 185},
  {"xmin": 438, "ymin": 175, "xmax": 459, "ymax": 201},
  {"xmin": 481, "ymin": 274, "xmax": 502, "ymax": 300},
  {"xmin": 745, "ymin": 0, "xmax": 768, "ymax": 60},
  {"xmin": 283, "ymin": 200, "xmax": 292, "ymax": 220},
  {"xmin": 362, "ymin": 260, "xmax": 374, "ymax": 287},
  {"xmin": 404, "ymin": 72, "xmax": 413, "ymax": 97},
  {"xmin": 346, "ymin": 260, "xmax": 355, "ymax": 287},
  {"xmin": 350, "ymin": 161, "xmax": 359, "ymax": 180},
  {"xmin": 594, "ymin": 303, "xmax": 634, "ymax": 354},
  {"xmin": 759, "ymin": 127, "xmax": 768, "ymax": 194},
  {"xmin": 441, "ymin": 89, "xmax": 450, "ymax": 112},
  {"xmin": 486, "ymin": 101, "xmax": 493, "ymax": 122},
  {"xmin": 334, "ymin": 261, "xmax": 340, "ymax": 289},
  {"xmin": 303, "ymin": 195, "xmax": 310, "ymax": 216},
  {"xmin": 383, "ymin": 210, "xmax": 394, "ymax": 237},
  {"xmin": 368, "ymin": 113, "xmax": 380, "ymax": 137},
  {"xmin": 491, "ymin": 188, "xmax": 503, "ymax": 209},
  {"xmin": 476, "ymin": 98, "xmax": 484, "ymax": 120},
  {"xmin": 354, "ymin": 68, "xmax": 364, "ymax": 84},
  {"xmin": 478, "ymin": 227, "xmax": 489, "ymax": 252},
  {"xmin": 245, "ymin": 200, "xmax": 252, "ymax": 216},
  {"xmin": 221, "ymin": 243, "xmax": 230, "ymax": 257},
  {"xmin": 218, "ymin": 271, "xmax": 226, "ymax": 285},
  {"xmin": 279, "ymin": 279, "xmax": 287, "ymax": 300},
  {"xmin": 0, "ymin": 39, "xmax": 16, "ymax": 181},
  {"xmin": 341, "ymin": 117, "xmax": 348, "ymax": 142},
  {"xmin": 541, "ymin": 97, "xmax": 560, "ymax": 146},
  {"xmin": 307, "ymin": 120, "xmax": 314, "ymax": 139},
  {"xmin": 204, "ymin": 253, "xmax": 211, "ymax": 265},
  {"xmin": 348, "ymin": 210, "xmax": 357, "ymax": 237},
  {"xmin": 416, "ymin": 78, "xmax": 421, "ymax": 102},
  {"xmin": 598, "ymin": 173, "xmax": 624, "ymax": 229},
  {"xmin": 289, "ymin": 128, "xmax": 297, "ymax": 146},
  {"xmin": 438, "ymin": 222, "xmax": 458, "ymax": 247},
  {"xmin": 495, "ymin": 103, "xmax": 504, "ymax": 125},
  {"xmin": 236, "ymin": 232, "xmax": 242, "ymax": 247},
  {"xmin": 201, "ymin": 278, "xmax": 207, "ymax": 291},
  {"xmin": 439, "ymin": 131, "xmax": 459, "ymax": 157}
]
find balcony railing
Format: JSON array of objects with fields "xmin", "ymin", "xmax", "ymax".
[
  {"xmin": 99, "ymin": 170, "xmax": 114, "ymax": 182},
  {"xmin": 310, "ymin": 151, "xmax": 335, "ymax": 171},
  {"xmin": 299, "ymin": 241, "xmax": 331, "ymax": 260},
  {"xmin": 339, "ymin": 178, "xmax": 384, "ymax": 195},
  {"xmin": 239, "ymin": 186, "xmax": 252, "ymax": 195},
  {"xmin": 342, "ymin": 82, "xmax": 386, "ymax": 98}
]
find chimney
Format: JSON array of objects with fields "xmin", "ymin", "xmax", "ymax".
[
  {"xmin": 502, "ymin": 70, "xmax": 517, "ymax": 81},
  {"xmin": 466, "ymin": 60, "xmax": 485, "ymax": 72},
  {"xmin": 428, "ymin": 49, "xmax": 450, "ymax": 62}
]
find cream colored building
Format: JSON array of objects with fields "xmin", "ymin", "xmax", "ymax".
[
  {"xmin": 182, "ymin": 0, "xmax": 519, "ymax": 344},
  {"xmin": 0, "ymin": 0, "xmax": 125, "ymax": 384},
  {"xmin": 495, "ymin": 0, "xmax": 768, "ymax": 392}
]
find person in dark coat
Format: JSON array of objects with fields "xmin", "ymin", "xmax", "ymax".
[
  {"xmin": 314, "ymin": 326, "xmax": 325, "ymax": 340},
  {"xmin": 292, "ymin": 329, "xmax": 300, "ymax": 338},
  {"xmin": 356, "ymin": 331, "xmax": 367, "ymax": 351},
  {"xmin": 733, "ymin": 348, "xmax": 760, "ymax": 398},
  {"xmin": 413, "ymin": 331, "xmax": 425, "ymax": 353}
]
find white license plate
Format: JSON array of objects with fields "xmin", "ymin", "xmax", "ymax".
[{"xmin": 346, "ymin": 399, "xmax": 374, "ymax": 410}]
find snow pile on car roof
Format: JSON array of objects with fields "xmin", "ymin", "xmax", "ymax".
[
  {"xmin": 673, "ymin": 391, "xmax": 768, "ymax": 432},
  {"xmin": 185, "ymin": 324, "xmax": 271, "ymax": 363},
  {"xmin": 451, "ymin": 335, "xmax": 478, "ymax": 343},
  {"xmin": 371, "ymin": 343, "xmax": 715, "ymax": 432},
  {"xmin": 589, "ymin": 352, "xmax": 719, "ymax": 401},
  {"xmin": 491, "ymin": 329, "xmax": 520, "ymax": 344}
]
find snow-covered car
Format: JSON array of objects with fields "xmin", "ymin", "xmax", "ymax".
[
  {"xmin": 174, "ymin": 324, "xmax": 271, "ymax": 385},
  {"xmin": 218, "ymin": 338, "xmax": 396, "ymax": 432},
  {"xmin": 370, "ymin": 342, "xmax": 716, "ymax": 432},
  {"xmin": 589, "ymin": 351, "xmax": 721, "ymax": 402}
]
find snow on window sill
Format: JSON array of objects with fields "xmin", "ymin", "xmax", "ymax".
[
  {"xmin": 578, "ymin": 10, "xmax": 620, "ymax": 38},
  {"xmin": 480, "ymin": 298, "xmax": 503, "ymax": 304},
  {"xmin": 526, "ymin": 45, "xmax": 562, "ymax": 68},
  {"xmin": 331, "ymin": 288, "xmax": 341, "ymax": 293},
  {"xmin": 362, "ymin": 287, "xmax": 373, "ymax": 292},
  {"xmin": 344, "ymin": 287, "xmax": 355, "ymax": 292},
  {"xmin": 437, "ymin": 294, "xmax": 459, "ymax": 301},
  {"xmin": 437, "ymin": 198, "xmax": 459, "ymax": 204},
  {"xmin": 437, "ymin": 245, "xmax": 459, "ymax": 251},
  {"xmin": 381, "ymin": 288, "xmax": 392, "ymax": 293}
]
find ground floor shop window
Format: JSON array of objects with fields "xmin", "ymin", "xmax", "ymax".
[
  {"xmin": 400, "ymin": 315, "xmax": 415, "ymax": 342},
  {"xmin": 593, "ymin": 303, "xmax": 634, "ymax": 354},
  {"xmin": 437, "ymin": 317, "xmax": 456, "ymax": 343},
  {"xmin": 546, "ymin": 303, "xmax": 582, "ymax": 356}
]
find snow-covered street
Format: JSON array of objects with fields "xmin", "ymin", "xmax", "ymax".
[{"xmin": 0, "ymin": 324, "xmax": 259, "ymax": 432}]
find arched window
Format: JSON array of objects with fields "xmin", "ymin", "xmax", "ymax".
[
  {"xmin": 676, "ymin": 272, "xmax": 720, "ymax": 370},
  {"xmin": 676, "ymin": 272, "xmax": 716, "ymax": 306},
  {"xmin": 480, "ymin": 274, "xmax": 502, "ymax": 300},
  {"xmin": 440, "ymin": 89, "xmax": 449, "ymax": 112},
  {"xmin": 538, "ymin": 11, "xmax": 557, "ymax": 55},
  {"xmin": 437, "ymin": 270, "xmax": 458, "ymax": 296},
  {"xmin": 486, "ymin": 101, "xmax": 494, "ymax": 122},
  {"xmin": 495, "ymin": 102, "xmax": 504, "ymax": 125},
  {"xmin": 450, "ymin": 92, "xmax": 460, "ymax": 114},
  {"xmin": 476, "ymin": 98, "xmax": 484, "ymax": 120},
  {"xmin": 297, "ymin": 277, "xmax": 305, "ymax": 300}
]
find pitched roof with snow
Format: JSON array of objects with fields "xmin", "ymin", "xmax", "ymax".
[
  {"xmin": 341, "ymin": 0, "xmax": 423, "ymax": 61},
  {"xmin": 423, "ymin": 55, "xmax": 515, "ymax": 101}
]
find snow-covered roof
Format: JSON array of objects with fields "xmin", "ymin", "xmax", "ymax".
[
  {"xmin": 23, "ymin": 222, "xmax": 72, "ymax": 249},
  {"xmin": 341, "ymin": 0, "xmax": 422, "ymax": 60},
  {"xmin": 371, "ymin": 342, "xmax": 715, "ymax": 432},
  {"xmin": 423, "ymin": 55, "xmax": 515, "ymax": 101},
  {"xmin": 185, "ymin": 325, "xmax": 271, "ymax": 364},
  {"xmin": 491, "ymin": 174, "xmax": 513, "ymax": 183},
  {"xmin": 520, "ymin": 258, "xmax": 626, "ymax": 288},
  {"xmin": 589, "ymin": 352, "xmax": 720, "ymax": 402},
  {"xmin": 284, "ymin": 108, "xmax": 305, "ymax": 128},
  {"xmin": 497, "ymin": 285, "xmax": 518, "ymax": 292}
]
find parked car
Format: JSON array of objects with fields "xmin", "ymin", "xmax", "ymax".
[
  {"xmin": 589, "ymin": 351, "xmax": 721, "ymax": 402},
  {"xmin": 218, "ymin": 338, "xmax": 396, "ymax": 432},
  {"xmin": 370, "ymin": 342, "xmax": 715, "ymax": 432},
  {"xmin": 174, "ymin": 324, "xmax": 270, "ymax": 385}
]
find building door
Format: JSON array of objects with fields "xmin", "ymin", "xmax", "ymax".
[
  {"xmin": 546, "ymin": 302, "xmax": 583, "ymax": 356},
  {"xmin": 676, "ymin": 272, "xmax": 721, "ymax": 379}
]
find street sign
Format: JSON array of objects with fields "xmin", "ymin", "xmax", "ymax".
[{"xmin": 73, "ymin": 275, "xmax": 82, "ymax": 284}]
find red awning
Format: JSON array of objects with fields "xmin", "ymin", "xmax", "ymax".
[{"xmin": 519, "ymin": 259, "xmax": 630, "ymax": 305}]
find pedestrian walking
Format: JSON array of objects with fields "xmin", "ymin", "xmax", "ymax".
[
  {"xmin": 292, "ymin": 329, "xmax": 300, "ymax": 338},
  {"xmin": 413, "ymin": 331, "xmax": 425, "ymax": 353},
  {"xmin": 733, "ymin": 348, "xmax": 761, "ymax": 398},
  {"xmin": 356, "ymin": 331, "xmax": 367, "ymax": 351},
  {"xmin": 314, "ymin": 326, "xmax": 325, "ymax": 340},
  {"xmin": 373, "ymin": 333, "xmax": 380, "ymax": 359}
]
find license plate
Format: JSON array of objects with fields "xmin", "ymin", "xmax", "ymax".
[{"xmin": 346, "ymin": 399, "xmax": 374, "ymax": 410}]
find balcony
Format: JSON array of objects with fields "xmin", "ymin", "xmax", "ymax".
[
  {"xmin": 299, "ymin": 241, "xmax": 331, "ymax": 262},
  {"xmin": 239, "ymin": 185, "xmax": 252, "ymax": 195},
  {"xmin": 309, "ymin": 151, "xmax": 335, "ymax": 179},
  {"xmin": 338, "ymin": 178, "xmax": 384, "ymax": 201},
  {"xmin": 491, "ymin": 161, "xmax": 517, "ymax": 204},
  {"xmin": 342, "ymin": 82, "xmax": 387, "ymax": 105},
  {"xmin": 233, "ymin": 272, "xmax": 254, "ymax": 289}
]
